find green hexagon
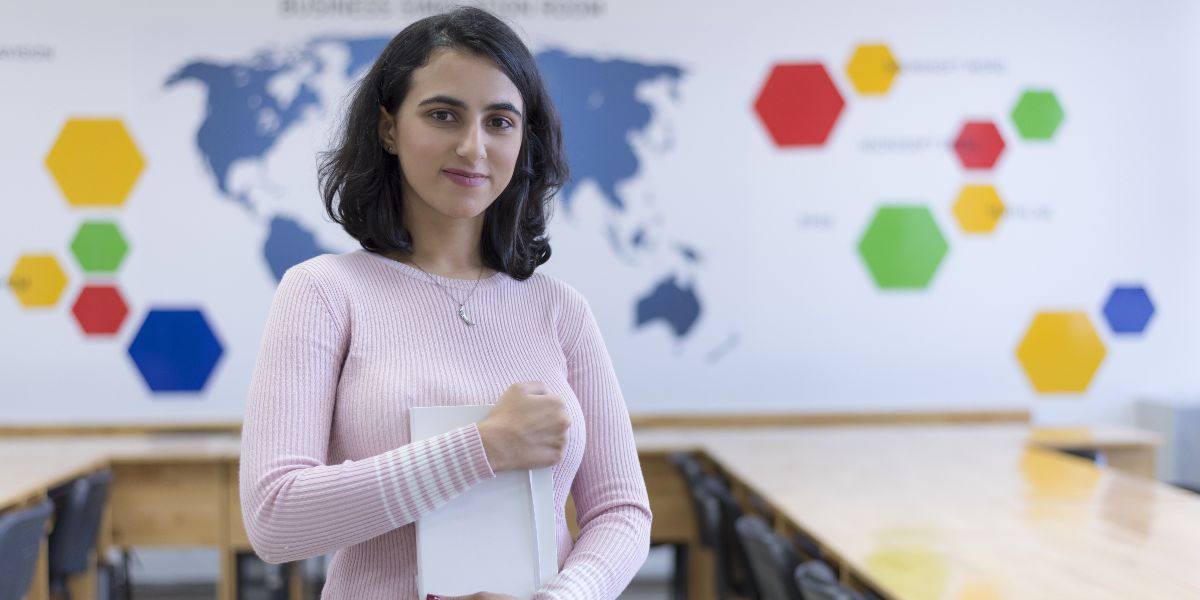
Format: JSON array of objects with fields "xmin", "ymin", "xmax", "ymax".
[
  {"xmin": 1011, "ymin": 90, "xmax": 1064, "ymax": 140},
  {"xmin": 70, "ymin": 221, "xmax": 128, "ymax": 274},
  {"xmin": 858, "ymin": 205, "xmax": 949, "ymax": 289}
]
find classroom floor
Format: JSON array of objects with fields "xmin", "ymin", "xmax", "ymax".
[
  {"xmin": 132, "ymin": 582, "xmax": 670, "ymax": 600},
  {"xmin": 131, "ymin": 547, "xmax": 676, "ymax": 599}
]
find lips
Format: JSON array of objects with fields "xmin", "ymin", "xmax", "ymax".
[{"xmin": 442, "ymin": 168, "xmax": 489, "ymax": 188}]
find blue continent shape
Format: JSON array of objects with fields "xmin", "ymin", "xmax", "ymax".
[
  {"xmin": 635, "ymin": 275, "xmax": 702, "ymax": 339},
  {"xmin": 313, "ymin": 35, "xmax": 389, "ymax": 78},
  {"xmin": 535, "ymin": 49, "xmax": 683, "ymax": 212},
  {"xmin": 264, "ymin": 216, "xmax": 334, "ymax": 282},
  {"xmin": 165, "ymin": 51, "xmax": 323, "ymax": 207}
]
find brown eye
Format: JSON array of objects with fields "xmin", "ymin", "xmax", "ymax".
[{"xmin": 428, "ymin": 110, "xmax": 455, "ymax": 122}]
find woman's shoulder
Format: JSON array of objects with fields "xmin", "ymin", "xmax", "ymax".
[
  {"xmin": 522, "ymin": 269, "xmax": 590, "ymax": 311},
  {"xmin": 283, "ymin": 250, "xmax": 376, "ymax": 284},
  {"xmin": 275, "ymin": 250, "xmax": 381, "ymax": 310}
]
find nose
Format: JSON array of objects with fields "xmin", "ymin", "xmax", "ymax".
[{"xmin": 456, "ymin": 121, "xmax": 487, "ymax": 161}]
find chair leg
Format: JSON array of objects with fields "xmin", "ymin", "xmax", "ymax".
[
  {"xmin": 120, "ymin": 550, "xmax": 133, "ymax": 600},
  {"xmin": 671, "ymin": 543, "xmax": 689, "ymax": 600}
]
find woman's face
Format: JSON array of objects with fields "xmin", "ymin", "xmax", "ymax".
[{"xmin": 379, "ymin": 48, "xmax": 525, "ymax": 225}]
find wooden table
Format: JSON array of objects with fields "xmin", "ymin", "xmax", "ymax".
[
  {"xmin": 1028, "ymin": 426, "xmax": 1161, "ymax": 478},
  {"xmin": 0, "ymin": 424, "xmax": 1178, "ymax": 600},
  {"xmin": 636, "ymin": 425, "xmax": 1199, "ymax": 600},
  {"xmin": 0, "ymin": 447, "xmax": 111, "ymax": 600},
  {"xmin": 0, "ymin": 435, "xmax": 243, "ymax": 600}
]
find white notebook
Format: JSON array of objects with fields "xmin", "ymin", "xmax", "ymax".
[{"xmin": 410, "ymin": 405, "xmax": 558, "ymax": 599}]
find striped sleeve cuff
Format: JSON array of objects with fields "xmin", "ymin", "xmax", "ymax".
[{"xmin": 372, "ymin": 423, "xmax": 496, "ymax": 529}]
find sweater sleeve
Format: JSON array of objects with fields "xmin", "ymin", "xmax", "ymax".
[
  {"xmin": 535, "ymin": 295, "xmax": 653, "ymax": 600},
  {"xmin": 239, "ymin": 266, "xmax": 496, "ymax": 564}
]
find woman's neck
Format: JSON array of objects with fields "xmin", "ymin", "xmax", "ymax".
[
  {"xmin": 388, "ymin": 249, "xmax": 494, "ymax": 280},
  {"xmin": 392, "ymin": 201, "xmax": 496, "ymax": 278}
]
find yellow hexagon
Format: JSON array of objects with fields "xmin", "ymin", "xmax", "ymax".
[
  {"xmin": 953, "ymin": 184, "xmax": 1006, "ymax": 234},
  {"xmin": 45, "ymin": 118, "xmax": 145, "ymax": 207},
  {"xmin": 1016, "ymin": 311, "xmax": 1107, "ymax": 394},
  {"xmin": 7, "ymin": 254, "xmax": 69, "ymax": 308},
  {"xmin": 846, "ymin": 43, "xmax": 900, "ymax": 95}
]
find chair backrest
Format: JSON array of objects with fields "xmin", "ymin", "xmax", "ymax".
[
  {"xmin": 0, "ymin": 499, "xmax": 55, "ymax": 600},
  {"xmin": 49, "ymin": 468, "xmax": 114, "ymax": 578},
  {"xmin": 669, "ymin": 453, "xmax": 712, "ymax": 544},
  {"xmin": 694, "ymin": 491, "xmax": 731, "ymax": 597},
  {"xmin": 667, "ymin": 452, "xmax": 706, "ymax": 488},
  {"xmin": 734, "ymin": 514, "xmax": 803, "ymax": 600},
  {"xmin": 701, "ymin": 475, "xmax": 760, "ymax": 599},
  {"xmin": 794, "ymin": 560, "xmax": 865, "ymax": 600},
  {"xmin": 686, "ymin": 479, "xmax": 721, "ymax": 547},
  {"xmin": 791, "ymin": 529, "xmax": 825, "ymax": 561},
  {"xmin": 1172, "ymin": 481, "xmax": 1200, "ymax": 495},
  {"xmin": 670, "ymin": 454, "xmax": 735, "ymax": 598}
]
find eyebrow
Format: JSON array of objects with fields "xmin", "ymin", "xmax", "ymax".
[{"xmin": 417, "ymin": 95, "xmax": 523, "ymax": 119}]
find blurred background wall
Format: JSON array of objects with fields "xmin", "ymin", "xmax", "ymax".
[{"xmin": 4, "ymin": 0, "xmax": 1200, "ymax": 428}]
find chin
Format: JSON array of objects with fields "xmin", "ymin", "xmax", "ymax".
[{"xmin": 435, "ymin": 200, "xmax": 492, "ymax": 220}]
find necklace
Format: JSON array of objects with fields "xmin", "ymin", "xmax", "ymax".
[{"xmin": 408, "ymin": 258, "xmax": 485, "ymax": 327}]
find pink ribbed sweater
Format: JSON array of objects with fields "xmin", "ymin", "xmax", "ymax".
[{"xmin": 239, "ymin": 249, "xmax": 652, "ymax": 599}]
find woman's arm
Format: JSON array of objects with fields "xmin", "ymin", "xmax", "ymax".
[
  {"xmin": 239, "ymin": 266, "xmax": 496, "ymax": 564},
  {"xmin": 536, "ymin": 295, "xmax": 653, "ymax": 600}
]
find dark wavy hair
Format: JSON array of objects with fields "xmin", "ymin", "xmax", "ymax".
[{"xmin": 319, "ymin": 7, "xmax": 568, "ymax": 281}]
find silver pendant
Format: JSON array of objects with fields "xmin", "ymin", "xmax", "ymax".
[{"xmin": 457, "ymin": 304, "xmax": 476, "ymax": 327}]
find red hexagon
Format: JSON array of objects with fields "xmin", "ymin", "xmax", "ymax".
[
  {"xmin": 953, "ymin": 121, "xmax": 1005, "ymax": 169},
  {"xmin": 754, "ymin": 63, "xmax": 846, "ymax": 147},
  {"xmin": 71, "ymin": 284, "xmax": 129, "ymax": 335}
]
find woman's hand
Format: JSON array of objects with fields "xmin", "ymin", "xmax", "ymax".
[
  {"xmin": 428, "ymin": 593, "xmax": 519, "ymax": 600},
  {"xmin": 477, "ymin": 381, "xmax": 570, "ymax": 472}
]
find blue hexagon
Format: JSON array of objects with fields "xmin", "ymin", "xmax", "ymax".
[
  {"xmin": 127, "ymin": 308, "xmax": 224, "ymax": 392},
  {"xmin": 1102, "ymin": 285, "xmax": 1155, "ymax": 335}
]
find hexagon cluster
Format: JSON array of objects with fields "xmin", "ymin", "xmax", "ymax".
[{"xmin": 7, "ymin": 117, "xmax": 223, "ymax": 394}]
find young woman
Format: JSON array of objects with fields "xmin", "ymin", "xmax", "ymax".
[{"xmin": 239, "ymin": 7, "xmax": 651, "ymax": 599}]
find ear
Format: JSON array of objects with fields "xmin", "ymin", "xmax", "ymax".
[{"xmin": 378, "ymin": 105, "xmax": 396, "ymax": 153}]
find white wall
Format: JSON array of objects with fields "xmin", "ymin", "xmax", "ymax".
[{"xmin": 3, "ymin": 0, "xmax": 1200, "ymax": 427}]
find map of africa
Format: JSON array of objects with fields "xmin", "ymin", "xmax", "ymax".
[{"xmin": 165, "ymin": 36, "xmax": 702, "ymax": 339}]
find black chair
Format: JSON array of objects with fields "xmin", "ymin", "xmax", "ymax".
[
  {"xmin": 701, "ymin": 475, "xmax": 760, "ymax": 599},
  {"xmin": 734, "ymin": 514, "xmax": 803, "ymax": 600},
  {"xmin": 0, "ymin": 499, "xmax": 55, "ymax": 600},
  {"xmin": 1171, "ymin": 481, "xmax": 1200, "ymax": 495},
  {"xmin": 236, "ymin": 552, "xmax": 293, "ymax": 600},
  {"xmin": 791, "ymin": 530, "xmax": 824, "ymax": 562},
  {"xmin": 669, "ymin": 451, "xmax": 706, "ymax": 488},
  {"xmin": 48, "ymin": 468, "xmax": 114, "ymax": 600},
  {"xmin": 747, "ymin": 490, "xmax": 774, "ymax": 519},
  {"xmin": 1059, "ymin": 448, "xmax": 1100, "ymax": 462},
  {"xmin": 664, "ymin": 452, "xmax": 709, "ymax": 600},
  {"xmin": 794, "ymin": 559, "xmax": 864, "ymax": 600},
  {"xmin": 689, "ymin": 477, "xmax": 728, "ymax": 598}
]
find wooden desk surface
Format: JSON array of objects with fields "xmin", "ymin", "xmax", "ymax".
[
  {"xmin": 1028, "ymin": 425, "xmax": 1163, "ymax": 450},
  {"xmin": 0, "ymin": 447, "xmax": 108, "ymax": 509},
  {"xmin": 1, "ymin": 427, "xmax": 1189, "ymax": 600},
  {"xmin": 0, "ymin": 435, "xmax": 242, "ymax": 511},
  {"xmin": 637, "ymin": 425, "xmax": 1200, "ymax": 600}
]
